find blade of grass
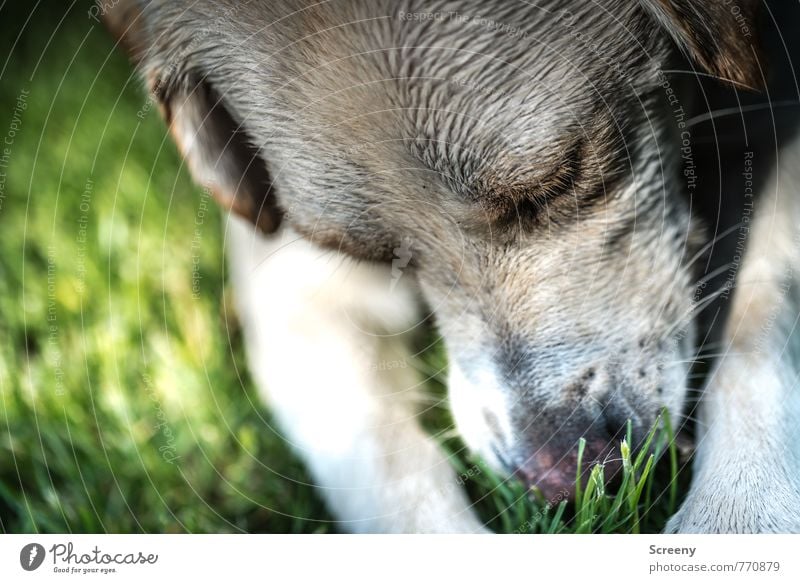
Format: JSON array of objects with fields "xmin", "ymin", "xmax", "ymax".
[
  {"xmin": 546, "ymin": 500, "xmax": 568, "ymax": 534},
  {"xmin": 662, "ymin": 408, "xmax": 680, "ymax": 515},
  {"xmin": 574, "ymin": 437, "xmax": 586, "ymax": 510}
]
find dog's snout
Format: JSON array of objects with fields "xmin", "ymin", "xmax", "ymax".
[
  {"xmin": 511, "ymin": 411, "xmax": 629, "ymax": 501},
  {"xmin": 514, "ymin": 438, "xmax": 623, "ymax": 501}
]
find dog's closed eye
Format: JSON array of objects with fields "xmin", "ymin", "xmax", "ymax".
[
  {"xmin": 482, "ymin": 138, "xmax": 587, "ymax": 227},
  {"xmin": 476, "ymin": 134, "xmax": 626, "ymax": 231}
]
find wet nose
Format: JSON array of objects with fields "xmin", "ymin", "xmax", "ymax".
[
  {"xmin": 512, "ymin": 413, "xmax": 628, "ymax": 501},
  {"xmin": 513, "ymin": 438, "xmax": 622, "ymax": 501}
]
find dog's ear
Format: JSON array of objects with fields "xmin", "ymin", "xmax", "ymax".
[
  {"xmin": 642, "ymin": 0, "xmax": 763, "ymax": 89},
  {"xmin": 100, "ymin": 0, "xmax": 282, "ymax": 233}
]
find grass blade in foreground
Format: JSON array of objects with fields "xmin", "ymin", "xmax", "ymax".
[{"xmin": 449, "ymin": 410, "xmax": 688, "ymax": 533}]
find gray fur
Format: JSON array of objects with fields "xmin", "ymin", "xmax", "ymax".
[{"xmin": 103, "ymin": 0, "xmax": 798, "ymax": 532}]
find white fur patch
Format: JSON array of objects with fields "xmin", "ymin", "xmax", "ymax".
[{"xmin": 225, "ymin": 217, "xmax": 486, "ymax": 533}]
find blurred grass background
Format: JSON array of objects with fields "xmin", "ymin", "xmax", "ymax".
[
  {"xmin": 0, "ymin": 0, "xmax": 332, "ymax": 533},
  {"xmin": 0, "ymin": 0, "xmax": 685, "ymax": 534}
]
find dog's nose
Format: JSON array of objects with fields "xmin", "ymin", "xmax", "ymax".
[
  {"xmin": 513, "ymin": 438, "xmax": 622, "ymax": 501},
  {"xmin": 512, "ymin": 414, "xmax": 627, "ymax": 501}
]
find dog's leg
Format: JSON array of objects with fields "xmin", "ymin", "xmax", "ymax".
[
  {"xmin": 668, "ymin": 135, "xmax": 800, "ymax": 533},
  {"xmin": 225, "ymin": 217, "xmax": 486, "ymax": 533}
]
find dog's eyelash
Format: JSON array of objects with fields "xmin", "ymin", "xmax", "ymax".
[
  {"xmin": 537, "ymin": 139, "xmax": 586, "ymax": 198},
  {"xmin": 487, "ymin": 139, "xmax": 586, "ymax": 227}
]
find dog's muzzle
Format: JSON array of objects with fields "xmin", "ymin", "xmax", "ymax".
[{"xmin": 506, "ymin": 407, "xmax": 631, "ymax": 501}]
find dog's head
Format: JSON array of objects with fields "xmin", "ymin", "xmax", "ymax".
[{"xmin": 104, "ymin": 0, "xmax": 762, "ymax": 498}]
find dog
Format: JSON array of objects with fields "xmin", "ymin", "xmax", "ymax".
[{"xmin": 101, "ymin": 0, "xmax": 800, "ymax": 533}]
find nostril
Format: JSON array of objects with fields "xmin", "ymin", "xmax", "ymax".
[
  {"xmin": 598, "ymin": 396, "xmax": 637, "ymax": 442},
  {"xmin": 602, "ymin": 412, "xmax": 626, "ymax": 442}
]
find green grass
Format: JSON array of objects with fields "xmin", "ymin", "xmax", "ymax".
[{"xmin": 0, "ymin": 1, "xmax": 688, "ymax": 534}]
